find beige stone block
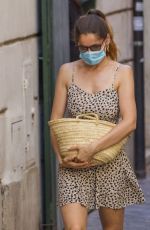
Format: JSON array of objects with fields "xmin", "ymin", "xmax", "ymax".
[
  {"xmin": 145, "ymin": 84, "xmax": 150, "ymax": 147},
  {"xmin": 0, "ymin": 183, "xmax": 2, "ymax": 229},
  {"xmin": 0, "ymin": 113, "xmax": 6, "ymax": 177},
  {"xmin": 2, "ymin": 166, "xmax": 41, "ymax": 230},
  {"xmin": 0, "ymin": 38, "xmax": 40, "ymax": 183},
  {"xmin": 96, "ymin": 1, "xmax": 133, "ymax": 62},
  {"xmin": 2, "ymin": 182, "xmax": 21, "ymax": 230},
  {"xmin": 106, "ymin": 11, "xmax": 133, "ymax": 62},
  {"xmin": 144, "ymin": 0, "xmax": 150, "ymax": 147},
  {"xmin": 0, "ymin": 38, "xmax": 39, "ymax": 112},
  {"xmin": 96, "ymin": 0, "xmax": 132, "ymax": 14},
  {"xmin": 0, "ymin": 0, "xmax": 38, "ymax": 43},
  {"xmin": 21, "ymin": 166, "xmax": 41, "ymax": 230}
]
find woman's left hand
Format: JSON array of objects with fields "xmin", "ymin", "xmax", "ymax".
[{"xmin": 63, "ymin": 142, "xmax": 96, "ymax": 164}]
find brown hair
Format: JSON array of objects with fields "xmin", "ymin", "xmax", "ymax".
[{"xmin": 74, "ymin": 9, "xmax": 118, "ymax": 60}]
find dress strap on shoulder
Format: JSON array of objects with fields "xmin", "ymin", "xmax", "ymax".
[
  {"xmin": 115, "ymin": 63, "xmax": 120, "ymax": 72},
  {"xmin": 72, "ymin": 63, "xmax": 75, "ymax": 84},
  {"xmin": 112, "ymin": 63, "xmax": 120, "ymax": 88}
]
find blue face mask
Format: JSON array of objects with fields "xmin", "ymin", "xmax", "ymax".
[{"xmin": 79, "ymin": 50, "xmax": 106, "ymax": 65}]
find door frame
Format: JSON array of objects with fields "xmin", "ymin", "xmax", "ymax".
[{"xmin": 40, "ymin": 0, "xmax": 57, "ymax": 228}]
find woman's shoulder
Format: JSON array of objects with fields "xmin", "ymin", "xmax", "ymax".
[
  {"xmin": 115, "ymin": 62, "xmax": 134, "ymax": 87},
  {"xmin": 113, "ymin": 61, "xmax": 133, "ymax": 77},
  {"xmin": 59, "ymin": 60, "xmax": 80, "ymax": 71},
  {"xmin": 119, "ymin": 62, "xmax": 133, "ymax": 72},
  {"xmin": 57, "ymin": 60, "xmax": 80, "ymax": 85},
  {"xmin": 113, "ymin": 61, "xmax": 133, "ymax": 72}
]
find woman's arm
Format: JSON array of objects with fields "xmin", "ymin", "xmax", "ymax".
[
  {"xmin": 50, "ymin": 62, "xmax": 91, "ymax": 168},
  {"xmin": 91, "ymin": 64, "xmax": 137, "ymax": 154},
  {"xmin": 50, "ymin": 64, "xmax": 69, "ymax": 163}
]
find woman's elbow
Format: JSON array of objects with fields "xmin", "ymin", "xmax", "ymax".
[{"xmin": 128, "ymin": 119, "xmax": 137, "ymax": 132}]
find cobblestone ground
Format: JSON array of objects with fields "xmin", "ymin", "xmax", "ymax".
[{"xmin": 87, "ymin": 164, "xmax": 150, "ymax": 230}]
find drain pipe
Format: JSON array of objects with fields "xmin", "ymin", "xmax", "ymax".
[{"xmin": 133, "ymin": 0, "xmax": 146, "ymax": 178}]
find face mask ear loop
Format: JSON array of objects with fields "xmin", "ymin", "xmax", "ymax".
[
  {"xmin": 103, "ymin": 34, "xmax": 110, "ymax": 52},
  {"xmin": 100, "ymin": 38, "xmax": 106, "ymax": 52}
]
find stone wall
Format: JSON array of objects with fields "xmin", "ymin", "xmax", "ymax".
[
  {"xmin": 0, "ymin": 1, "xmax": 41, "ymax": 229},
  {"xmin": 144, "ymin": 0, "xmax": 150, "ymax": 148}
]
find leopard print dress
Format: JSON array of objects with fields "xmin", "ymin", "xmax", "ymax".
[{"xmin": 57, "ymin": 63, "xmax": 145, "ymax": 210}]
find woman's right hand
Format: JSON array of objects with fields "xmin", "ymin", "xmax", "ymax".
[{"xmin": 58, "ymin": 153, "xmax": 95, "ymax": 169}]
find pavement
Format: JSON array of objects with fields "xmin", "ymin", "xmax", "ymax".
[{"xmin": 87, "ymin": 164, "xmax": 150, "ymax": 230}]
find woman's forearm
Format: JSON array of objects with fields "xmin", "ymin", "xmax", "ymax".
[
  {"xmin": 50, "ymin": 129, "xmax": 62, "ymax": 163},
  {"xmin": 92, "ymin": 119, "xmax": 136, "ymax": 155}
]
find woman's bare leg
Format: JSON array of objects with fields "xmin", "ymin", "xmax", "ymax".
[
  {"xmin": 99, "ymin": 207, "xmax": 125, "ymax": 230},
  {"xmin": 60, "ymin": 203, "xmax": 88, "ymax": 230}
]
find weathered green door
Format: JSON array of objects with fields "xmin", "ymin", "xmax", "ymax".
[
  {"xmin": 40, "ymin": 0, "xmax": 70, "ymax": 229},
  {"xmin": 41, "ymin": 0, "xmax": 56, "ymax": 229}
]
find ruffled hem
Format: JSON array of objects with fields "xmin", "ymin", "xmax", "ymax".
[{"xmin": 57, "ymin": 197, "xmax": 145, "ymax": 211}]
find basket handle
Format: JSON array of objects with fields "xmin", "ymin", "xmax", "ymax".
[{"xmin": 76, "ymin": 113, "xmax": 99, "ymax": 120}]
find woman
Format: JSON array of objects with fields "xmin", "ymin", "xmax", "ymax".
[{"xmin": 50, "ymin": 9, "xmax": 145, "ymax": 230}]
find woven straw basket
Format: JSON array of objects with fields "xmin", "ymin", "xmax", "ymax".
[{"xmin": 48, "ymin": 113, "xmax": 129, "ymax": 166}]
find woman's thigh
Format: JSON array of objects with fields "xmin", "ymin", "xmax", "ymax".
[
  {"xmin": 60, "ymin": 203, "xmax": 88, "ymax": 230},
  {"xmin": 99, "ymin": 207, "xmax": 125, "ymax": 230}
]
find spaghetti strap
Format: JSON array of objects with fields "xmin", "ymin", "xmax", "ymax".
[
  {"xmin": 112, "ymin": 63, "xmax": 120, "ymax": 89},
  {"xmin": 72, "ymin": 63, "xmax": 75, "ymax": 84}
]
